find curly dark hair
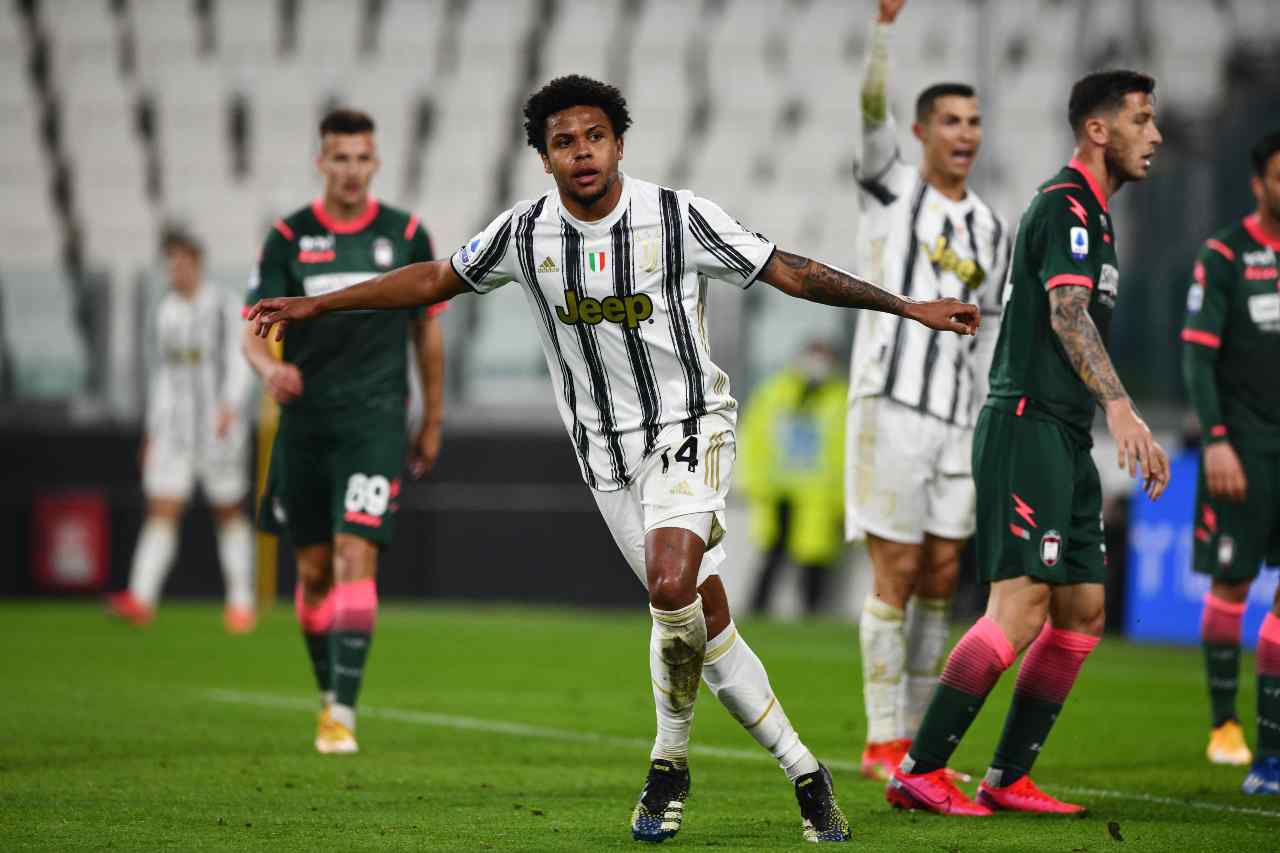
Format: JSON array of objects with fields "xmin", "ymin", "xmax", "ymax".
[{"xmin": 523, "ymin": 75, "xmax": 632, "ymax": 154}]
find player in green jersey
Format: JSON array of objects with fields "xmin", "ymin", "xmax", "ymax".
[
  {"xmin": 886, "ymin": 71, "xmax": 1171, "ymax": 816},
  {"xmin": 1184, "ymin": 131, "xmax": 1280, "ymax": 794},
  {"xmin": 241, "ymin": 108, "xmax": 446, "ymax": 754}
]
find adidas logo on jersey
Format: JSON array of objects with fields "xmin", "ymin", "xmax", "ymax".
[
  {"xmin": 670, "ymin": 481, "xmax": 695, "ymax": 497},
  {"xmin": 538, "ymin": 256, "xmax": 559, "ymax": 273}
]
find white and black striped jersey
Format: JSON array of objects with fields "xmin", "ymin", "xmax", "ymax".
[
  {"xmin": 450, "ymin": 174, "xmax": 775, "ymax": 491},
  {"xmin": 146, "ymin": 283, "xmax": 252, "ymax": 448},
  {"xmin": 850, "ymin": 114, "xmax": 1009, "ymax": 428}
]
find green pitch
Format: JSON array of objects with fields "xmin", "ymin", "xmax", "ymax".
[{"xmin": 2, "ymin": 601, "xmax": 1277, "ymax": 851}]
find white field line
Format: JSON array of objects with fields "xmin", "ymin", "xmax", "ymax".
[{"xmin": 205, "ymin": 688, "xmax": 1280, "ymax": 820}]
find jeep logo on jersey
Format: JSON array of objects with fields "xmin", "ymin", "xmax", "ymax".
[
  {"xmin": 372, "ymin": 237, "xmax": 394, "ymax": 268},
  {"xmin": 1040, "ymin": 530, "xmax": 1062, "ymax": 567},
  {"xmin": 556, "ymin": 289, "xmax": 653, "ymax": 329},
  {"xmin": 925, "ymin": 235, "xmax": 985, "ymax": 289}
]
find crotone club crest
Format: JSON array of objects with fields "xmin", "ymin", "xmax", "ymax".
[
  {"xmin": 1040, "ymin": 530, "xmax": 1063, "ymax": 567},
  {"xmin": 372, "ymin": 237, "xmax": 394, "ymax": 269}
]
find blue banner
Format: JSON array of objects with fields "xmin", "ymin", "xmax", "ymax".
[{"xmin": 1125, "ymin": 450, "xmax": 1277, "ymax": 644}]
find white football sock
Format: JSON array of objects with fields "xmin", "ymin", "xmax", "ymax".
[
  {"xmin": 860, "ymin": 596, "xmax": 905, "ymax": 744},
  {"xmin": 902, "ymin": 596, "xmax": 950, "ymax": 739},
  {"xmin": 702, "ymin": 622, "xmax": 819, "ymax": 782},
  {"xmin": 330, "ymin": 703, "xmax": 356, "ymax": 731},
  {"xmin": 216, "ymin": 515, "xmax": 255, "ymax": 611},
  {"xmin": 649, "ymin": 596, "xmax": 707, "ymax": 766},
  {"xmin": 127, "ymin": 518, "xmax": 179, "ymax": 607}
]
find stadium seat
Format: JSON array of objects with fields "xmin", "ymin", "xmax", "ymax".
[{"xmin": 0, "ymin": 266, "xmax": 89, "ymax": 398}]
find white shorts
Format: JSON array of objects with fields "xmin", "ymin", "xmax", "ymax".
[
  {"xmin": 845, "ymin": 396, "xmax": 976, "ymax": 545},
  {"xmin": 144, "ymin": 432, "xmax": 249, "ymax": 507},
  {"xmin": 592, "ymin": 429, "xmax": 736, "ymax": 589}
]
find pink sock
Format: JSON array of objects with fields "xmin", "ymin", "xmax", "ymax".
[
  {"xmin": 333, "ymin": 578, "xmax": 378, "ymax": 633},
  {"xmin": 1201, "ymin": 593, "xmax": 1246, "ymax": 645},
  {"xmin": 294, "ymin": 582, "xmax": 335, "ymax": 633},
  {"xmin": 1259, "ymin": 613, "xmax": 1280, "ymax": 675},
  {"xmin": 1013, "ymin": 624, "xmax": 1099, "ymax": 704},
  {"xmin": 938, "ymin": 616, "xmax": 1017, "ymax": 696}
]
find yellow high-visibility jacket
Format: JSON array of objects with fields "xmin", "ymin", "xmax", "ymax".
[{"xmin": 738, "ymin": 368, "xmax": 847, "ymax": 565}]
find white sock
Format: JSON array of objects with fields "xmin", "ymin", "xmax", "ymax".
[
  {"xmin": 216, "ymin": 515, "xmax": 255, "ymax": 611},
  {"xmin": 127, "ymin": 518, "xmax": 179, "ymax": 607},
  {"xmin": 330, "ymin": 703, "xmax": 356, "ymax": 731},
  {"xmin": 901, "ymin": 596, "xmax": 950, "ymax": 740},
  {"xmin": 702, "ymin": 621, "xmax": 819, "ymax": 782},
  {"xmin": 860, "ymin": 596, "xmax": 905, "ymax": 744},
  {"xmin": 649, "ymin": 596, "xmax": 707, "ymax": 766}
]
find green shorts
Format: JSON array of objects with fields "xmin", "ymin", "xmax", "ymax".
[
  {"xmin": 1192, "ymin": 445, "xmax": 1280, "ymax": 583},
  {"xmin": 973, "ymin": 402, "xmax": 1105, "ymax": 586},
  {"xmin": 258, "ymin": 399, "xmax": 408, "ymax": 548}
]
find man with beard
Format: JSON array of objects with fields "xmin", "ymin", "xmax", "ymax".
[
  {"xmin": 886, "ymin": 70, "xmax": 1171, "ymax": 816},
  {"xmin": 247, "ymin": 75, "xmax": 980, "ymax": 843}
]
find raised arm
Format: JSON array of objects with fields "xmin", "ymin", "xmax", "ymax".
[
  {"xmin": 1048, "ymin": 284, "xmax": 1168, "ymax": 497},
  {"xmin": 247, "ymin": 259, "xmax": 468, "ymax": 339},
  {"xmin": 858, "ymin": 0, "xmax": 906, "ymax": 180},
  {"xmin": 759, "ymin": 249, "xmax": 979, "ymax": 334}
]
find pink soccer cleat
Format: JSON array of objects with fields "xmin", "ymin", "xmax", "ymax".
[
  {"xmin": 886, "ymin": 767, "xmax": 992, "ymax": 816},
  {"xmin": 976, "ymin": 775, "xmax": 1086, "ymax": 814}
]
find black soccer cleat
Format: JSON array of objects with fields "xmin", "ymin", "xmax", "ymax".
[
  {"xmin": 794, "ymin": 763, "xmax": 852, "ymax": 843},
  {"xmin": 631, "ymin": 759, "xmax": 691, "ymax": 843}
]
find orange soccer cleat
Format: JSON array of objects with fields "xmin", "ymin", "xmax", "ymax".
[
  {"xmin": 223, "ymin": 606, "xmax": 257, "ymax": 635},
  {"xmin": 976, "ymin": 775, "xmax": 1086, "ymax": 814},
  {"xmin": 861, "ymin": 738, "xmax": 912, "ymax": 780},
  {"xmin": 886, "ymin": 767, "xmax": 992, "ymax": 816},
  {"xmin": 106, "ymin": 591, "xmax": 154, "ymax": 627}
]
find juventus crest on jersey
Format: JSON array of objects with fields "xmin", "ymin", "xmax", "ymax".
[
  {"xmin": 450, "ymin": 174, "xmax": 775, "ymax": 491},
  {"xmin": 851, "ymin": 118, "xmax": 1010, "ymax": 428}
]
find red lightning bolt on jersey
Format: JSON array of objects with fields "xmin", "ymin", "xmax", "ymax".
[
  {"xmin": 1066, "ymin": 195, "xmax": 1088, "ymax": 226},
  {"xmin": 1011, "ymin": 493, "xmax": 1039, "ymax": 529}
]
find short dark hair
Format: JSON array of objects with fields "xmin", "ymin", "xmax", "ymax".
[
  {"xmin": 915, "ymin": 83, "xmax": 975, "ymax": 123},
  {"xmin": 160, "ymin": 225, "xmax": 203, "ymax": 260},
  {"xmin": 523, "ymin": 74, "xmax": 632, "ymax": 154},
  {"xmin": 319, "ymin": 108, "xmax": 375, "ymax": 138},
  {"xmin": 1068, "ymin": 70, "xmax": 1156, "ymax": 135},
  {"xmin": 1250, "ymin": 131, "xmax": 1280, "ymax": 177}
]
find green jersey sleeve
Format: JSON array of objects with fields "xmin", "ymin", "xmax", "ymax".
[
  {"xmin": 1036, "ymin": 190, "xmax": 1097, "ymax": 291},
  {"xmin": 405, "ymin": 216, "xmax": 446, "ymax": 319},
  {"xmin": 246, "ymin": 221, "xmax": 295, "ymax": 307},
  {"xmin": 1181, "ymin": 242, "xmax": 1231, "ymax": 443}
]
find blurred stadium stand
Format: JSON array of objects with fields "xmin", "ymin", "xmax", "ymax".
[{"xmin": 2, "ymin": 0, "xmax": 1279, "ymax": 608}]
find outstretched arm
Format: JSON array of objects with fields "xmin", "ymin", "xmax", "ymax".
[
  {"xmin": 759, "ymin": 249, "xmax": 979, "ymax": 334},
  {"xmin": 1048, "ymin": 284, "xmax": 1169, "ymax": 498},
  {"xmin": 247, "ymin": 259, "xmax": 468, "ymax": 339}
]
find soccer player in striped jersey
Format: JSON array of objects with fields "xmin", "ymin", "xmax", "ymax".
[
  {"xmin": 887, "ymin": 71, "xmax": 1169, "ymax": 817},
  {"xmin": 107, "ymin": 228, "xmax": 255, "ymax": 632},
  {"xmin": 249, "ymin": 75, "xmax": 978, "ymax": 844},
  {"xmin": 848, "ymin": 0, "xmax": 1009, "ymax": 781},
  {"xmin": 1183, "ymin": 131, "xmax": 1280, "ymax": 793}
]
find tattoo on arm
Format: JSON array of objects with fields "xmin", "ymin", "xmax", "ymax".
[
  {"xmin": 771, "ymin": 250, "xmax": 907, "ymax": 315},
  {"xmin": 1048, "ymin": 285, "xmax": 1128, "ymax": 402}
]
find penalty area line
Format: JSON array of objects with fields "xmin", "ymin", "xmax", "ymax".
[{"xmin": 204, "ymin": 688, "xmax": 1280, "ymax": 820}]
